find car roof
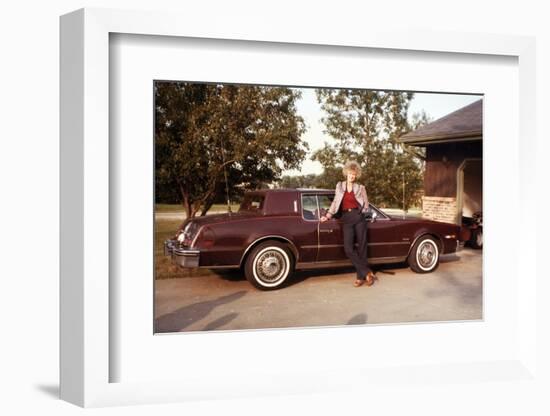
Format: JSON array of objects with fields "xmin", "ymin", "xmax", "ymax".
[
  {"xmin": 245, "ymin": 188, "xmax": 334, "ymax": 194},
  {"xmin": 296, "ymin": 188, "xmax": 333, "ymax": 192}
]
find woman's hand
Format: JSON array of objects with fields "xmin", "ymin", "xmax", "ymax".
[{"xmin": 320, "ymin": 215, "xmax": 328, "ymax": 223}]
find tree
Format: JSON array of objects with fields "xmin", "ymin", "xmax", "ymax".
[
  {"xmin": 313, "ymin": 89, "xmax": 427, "ymax": 211},
  {"xmin": 155, "ymin": 82, "xmax": 308, "ymax": 218},
  {"xmin": 277, "ymin": 174, "xmax": 318, "ymax": 189}
]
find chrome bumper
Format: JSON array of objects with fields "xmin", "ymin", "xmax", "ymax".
[{"xmin": 164, "ymin": 239, "xmax": 200, "ymax": 268}]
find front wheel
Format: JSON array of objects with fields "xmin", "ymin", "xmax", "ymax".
[
  {"xmin": 244, "ymin": 241, "xmax": 294, "ymax": 290},
  {"xmin": 408, "ymin": 235, "xmax": 440, "ymax": 273}
]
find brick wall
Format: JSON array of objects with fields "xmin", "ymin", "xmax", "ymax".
[{"xmin": 422, "ymin": 196, "xmax": 457, "ymax": 224}]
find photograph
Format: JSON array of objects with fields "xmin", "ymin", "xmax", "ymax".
[{"xmin": 154, "ymin": 81, "xmax": 483, "ymax": 333}]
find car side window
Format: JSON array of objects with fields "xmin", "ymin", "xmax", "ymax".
[
  {"xmin": 317, "ymin": 194, "xmax": 333, "ymax": 218},
  {"xmin": 239, "ymin": 194, "xmax": 265, "ymax": 212},
  {"xmin": 301, "ymin": 195, "xmax": 318, "ymax": 221}
]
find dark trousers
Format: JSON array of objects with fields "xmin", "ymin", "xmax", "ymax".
[{"xmin": 342, "ymin": 209, "xmax": 372, "ymax": 280}]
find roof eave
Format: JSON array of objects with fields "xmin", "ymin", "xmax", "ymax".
[{"xmin": 400, "ymin": 132, "xmax": 482, "ymax": 146}]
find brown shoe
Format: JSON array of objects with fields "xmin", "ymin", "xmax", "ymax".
[
  {"xmin": 353, "ymin": 279, "xmax": 365, "ymax": 287},
  {"xmin": 366, "ymin": 272, "xmax": 376, "ymax": 286}
]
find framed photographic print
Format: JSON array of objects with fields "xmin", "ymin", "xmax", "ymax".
[
  {"xmin": 60, "ymin": 7, "xmax": 538, "ymax": 408},
  {"xmin": 153, "ymin": 80, "xmax": 483, "ymax": 333}
]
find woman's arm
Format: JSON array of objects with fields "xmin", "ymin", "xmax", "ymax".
[
  {"xmin": 360, "ymin": 185, "xmax": 369, "ymax": 214},
  {"xmin": 325, "ymin": 183, "xmax": 341, "ymax": 219},
  {"xmin": 321, "ymin": 182, "xmax": 341, "ymax": 221}
]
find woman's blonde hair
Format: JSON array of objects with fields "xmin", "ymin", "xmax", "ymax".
[{"xmin": 342, "ymin": 160, "xmax": 362, "ymax": 178}]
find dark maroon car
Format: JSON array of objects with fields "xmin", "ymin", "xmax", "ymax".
[{"xmin": 164, "ymin": 189, "xmax": 464, "ymax": 290}]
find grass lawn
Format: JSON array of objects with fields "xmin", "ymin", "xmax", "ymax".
[{"xmin": 154, "ymin": 219, "xmax": 222, "ymax": 279}]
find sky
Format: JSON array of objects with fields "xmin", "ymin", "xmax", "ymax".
[{"xmin": 283, "ymin": 88, "xmax": 482, "ymax": 176}]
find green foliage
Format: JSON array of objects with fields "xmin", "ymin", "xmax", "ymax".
[
  {"xmin": 155, "ymin": 82, "xmax": 308, "ymax": 217},
  {"xmin": 277, "ymin": 173, "xmax": 318, "ymax": 189},
  {"xmin": 313, "ymin": 89, "xmax": 429, "ymax": 211}
]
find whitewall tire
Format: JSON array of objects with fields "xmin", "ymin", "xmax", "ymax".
[
  {"xmin": 244, "ymin": 241, "xmax": 294, "ymax": 290},
  {"xmin": 408, "ymin": 235, "xmax": 440, "ymax": 273}
]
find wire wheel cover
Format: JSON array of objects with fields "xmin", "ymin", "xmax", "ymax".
[
  {"xmin": 256, "ymin": 250, "xmax": 286, "ymax": 282},
  {"xmin": 417, "ymin": 241, "xmax": 437, "ymax": 269}
]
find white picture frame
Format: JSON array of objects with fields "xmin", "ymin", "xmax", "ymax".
[{"xmin": 60, "ymin": 8, "xmax": 538, "ymax": 408}]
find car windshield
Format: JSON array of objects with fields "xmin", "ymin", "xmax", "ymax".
[
  {"xmin": 239, "ymin": 194, "xmax": 265, "ymax": 212},
  {"xmin": 368, "ymin": 205, "xmax": 384, "ymax": 217}
]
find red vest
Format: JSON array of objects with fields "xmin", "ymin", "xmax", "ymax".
[{"xmin": 342, "ymin": 190, "xmax": 359, "ymax": 210}]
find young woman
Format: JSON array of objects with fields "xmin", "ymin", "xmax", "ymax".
[{"xmin": 320, "ymin": 161, "xmax": 376, "ymax": 287}]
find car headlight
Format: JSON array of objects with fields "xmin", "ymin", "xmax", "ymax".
[
  {"xmin": 176, "ymin": 222, "xmax": 199, "ymax": 246},
  {"xmin": 177, "ymin": 232, "xmax": 186, "ymax": 243}
]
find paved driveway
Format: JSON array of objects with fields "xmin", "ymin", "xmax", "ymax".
[{"xmin": 154, "ymin": 248, "xmax": 482, "ymax": 333}]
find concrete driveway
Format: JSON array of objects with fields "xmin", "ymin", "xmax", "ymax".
[{"xmin": 154, "ymin": 248, "xmax": 482, "ymax": 333}]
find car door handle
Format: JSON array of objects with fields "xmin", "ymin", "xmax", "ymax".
[{"xmin": 320, "ymin": 229, "xmax": 333, "ymax": 233}]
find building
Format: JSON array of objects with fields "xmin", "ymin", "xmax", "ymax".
[{"xmin": 399, "ymin": 99, "xmax": 482, "ymax": 225}]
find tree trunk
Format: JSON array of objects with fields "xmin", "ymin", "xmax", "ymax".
[
  {"xmin": 200, "ymin": 199, "xmax": 215, "ymax": 216},
  {"xmin": 178, "ymin": 182, "xmax": 193, "ymax": 219}
]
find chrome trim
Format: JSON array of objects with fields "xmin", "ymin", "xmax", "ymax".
[
  {"xmin": 300, "ymin": 194, "xmax": 321, "ymax": 222},
  {"xmin": 316, "ymin": 196, "xmax": 321, "ymax": 250},
  {"xmin": 316, "ymin": 241, "xmax": 409, "ymax": 248},
  {"xmin": 369, "ymin": 255, "xmax": 407, "ymax": 261},
  {"xmin": 295, "ymin": 260, "xmax": 351, "ymax": 269},
  {"xmin": 240, "ymin": 235, "xmax": 299, "ymax": 267},
  {"xmin": 369, "ymin": 256, "xmax": 407, "ymax": 264},
  {"xmin": 174, "ymin": 250, "xmax": 201, "ymax": 257},
  {"xmin": 164, "ymin": 239, "xmax": 201, "ymax": 268},
  {"xmin": 190, "ymin": 224, "xmax": 204, "ymax": 248},
  {"xmin": 406, "ymin": 233, "xmax": 443, "ymax": 258},
  {"xmin": 367, "ymin": 241, "xmax": 410, "ymax": 246},
  {"xmin": 295, "ymin": 255, "xmax": 407, "ymax": 269},
  {"xmin": 205, "ymin": 265, "xmax": 240, "ymax": 269}
]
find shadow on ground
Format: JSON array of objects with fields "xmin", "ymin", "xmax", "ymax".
[
  {"xmin": 284, "ymin": 262, "xmax": 411, "ymax": 287},
  {"xmin": 440, "ymin": 253, "xmax": 461, "ymax": 264},
  {"xmin": 203, "ymin": 313, "xmax": 239, "ymax": 330},
  {"xmin": 155, "ymin": 291, "xmax": 246, "ymax": 333},
  {"xmin": 347, "ymin": 313, "xmax": 368, "ymax": 325},
  {"xmin": 212, "ymin": 269, "xmax": 245, "ymax": 282}
]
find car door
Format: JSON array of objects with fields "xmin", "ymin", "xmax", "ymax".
[
  {"xmin": 298, "ymin": 194, "xmax": 323, "ymax": 263},
  {"xmin": 317, "ymin": 193, "xmax": 346, "ymax": 262},
  {"xmin": 363, "ymin": 205, "xmax": 397, "ymax": 260},
  {"xmin": 317, "ymin": 194, "xmax": 397, "ymax": 261}
]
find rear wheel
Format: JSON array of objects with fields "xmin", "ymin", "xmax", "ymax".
[
  {"xmin": 469, "ymin": 228, "xmax": 483, "ymax": 249},
  {"xmin": 408, "ymin": 235, "xmax": 440, "ymax": 273},
  {"xmin": 244, "ymin": 241, "xmax": 294, "ymax": 290}
]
